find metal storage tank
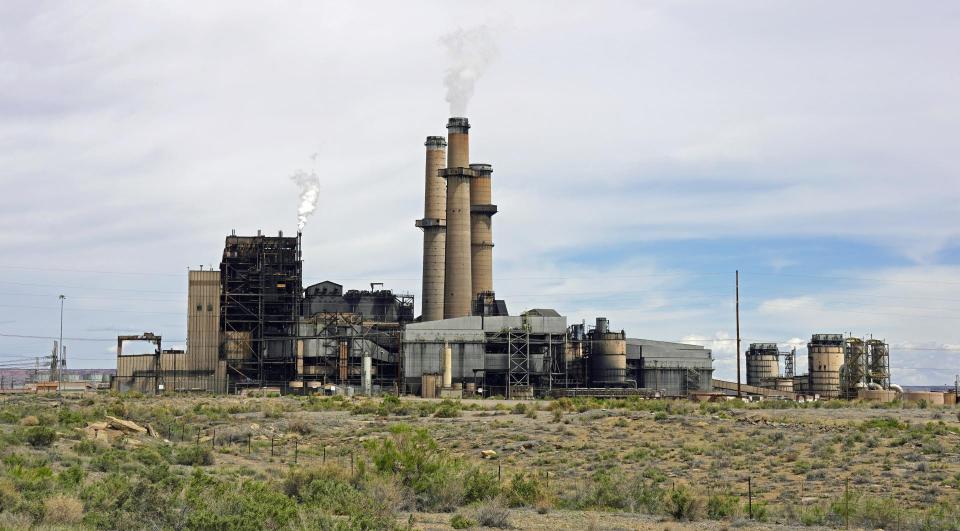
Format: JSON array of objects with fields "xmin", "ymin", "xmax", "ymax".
[
  {"xmin": 421, "ymin": 373, "xmax": 439, "ymax": 398},
  {"xmin": 746, "ymin": 343, "xmax": 779, "ymax": 387},
  {"xmin": 761, "ymin": 377, "xmax": 794, "ymax": 393},
  {"xmin": 808, "ymin": 334, "xmax": 844, "ymax": 398},
  {"xmin": 793, "ymin": 374, "xmax": 810, "ymax": 394},
  {"xmin": 902, "ymin": 391, "xmax": 945, "ymax": 405},
  {"xmin": 589, "ymin": 318, "xmax": 626, "ymax": 386}
]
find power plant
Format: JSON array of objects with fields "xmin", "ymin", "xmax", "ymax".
[{"xmin": 111, "ymin": 114, "xmax": 899, "ymax": 402}]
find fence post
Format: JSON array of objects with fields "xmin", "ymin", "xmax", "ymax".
[
  {"xmin": 748, "ymin": 476, "xmax": 753, "ymax": 519},
  {"xmin": 196, "ymin": 429, "xmax": 200, "ymax": 446},
  {"xmin": 323, "ymin": 446, "xmax": 326, "ymax": 464},
  {"xmin": 271, "ymin": 435, "xmax": 275, "ymax": 457},
  {"xmin": 498, "ymin": 462, "xmax": 502, "ymax": 484},
  {"xmin": 351, "ymin": 451, "xmax": 354, "ymax": 474},
  {"xmin": 212, "ymin": 428, "xmax": 216, "ymax": 447},
  {"xmin": 247, "ymin": 433, "xmax": 251, "ymax": 455},
  {"xmin": 294, "ymin": 439, "xmax": 298, "ymax": 464}
]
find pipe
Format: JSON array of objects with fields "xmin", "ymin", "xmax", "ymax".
[
  {"xmin": 362, "ymin": 355, "xmax": 372, "ymax": 396},
  {"xmin": 889, "ymin": 383, "xmax": 903, "ymax": 394},
  {"xmin": 443, "ymin": 344, "xmax": 452, "ymax": 389},
  {"xmin": 867, "ymin": 382, "xmax": 883, "ymax": 390}
]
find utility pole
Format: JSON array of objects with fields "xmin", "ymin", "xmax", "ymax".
[
  {"xmin": 736, "ymin": 270, "xmax": 742, "ymax": 399},
  {"xmin": 58, "ymin": 294, "xmax": 65, "ymax": 396}
]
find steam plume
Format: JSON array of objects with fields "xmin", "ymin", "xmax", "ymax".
[
  {"xmin": 441, "ymin": 26, "xmax": 499, "ymax": 116},
  {"xmin": 290, "ymin": 154, "xmax": 321, "ymax": 231}
]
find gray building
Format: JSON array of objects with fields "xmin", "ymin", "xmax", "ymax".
[{"xmin": 627, "ymin": 338, "xmax": 713, "ymax": 396}]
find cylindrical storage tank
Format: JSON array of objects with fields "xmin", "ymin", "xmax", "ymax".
[
  {"xmin": 857, "ymin": 389, "xmax": 897, "ymax": 402},
  {"xmin": 465, "ymin": 382, "xmax": 476, "ymax": 395},
  {"xmin": 590, "ymin": 318, "xmax": 626, "ymax": 386},
  {"xmin": 808, "ymin": 335, "xmax": 844, "ymax": 398},
  {"xmin": 774, "ymin": 377, "xmax": 794, "ymax": 393},
  {"xmin": 944, "ymin": 393, "xmax": 957, "ymax": 406},
  {"xmin": 793, "ymin": 374, "xmax": 810, "ymax": 394},
  {"xmin": 452, "ymin": 383, "xmax": 463, "ymax": 391},
  {"xmin": 902, "ymin": 391, "xmax": 945, "ymax": 405},
  {"xmin": 746, "ymin": 344, "xmax": 779, "ymax": 387},
  {"xmin": 421, "ymin": 373, "xmax": 438, "ymax": 399}
]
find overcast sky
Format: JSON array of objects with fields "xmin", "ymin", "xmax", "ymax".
[{"xmin": 1, "ymin": 1, "xmax": 958, "ymax": 385}]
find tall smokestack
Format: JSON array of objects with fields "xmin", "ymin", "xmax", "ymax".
[
  {"xmin": 442, "ymin": 117, "xmax": 473, "ymax": 318},
  {"xmin": 469, "ymin": 163, "xmax": 496, "ymax": 302},
  {"xmin": 416, "ymin": 136, "xmax": 447, "ymax": 322},
  {"xmin": 447, "ymin": 117, "xmax": 470, "ymax": 168}
]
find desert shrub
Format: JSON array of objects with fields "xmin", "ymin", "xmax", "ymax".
[
  {"xmin": 377, "ymin": 395, "xmax": 412, "ymax": 416},
  {"xmin": 184, "ymin": 471, "xmax": 297, "ymax": 531},
  {"xmin": 475, "ymin": 500, "xmax": 510, "ymax": 528},
  {"xmin": 667, "ymin": 484, "xmax": 701, "ymax": 521},
  {"xmin": 0, "ymin": 478, "xmax": 22, "ymax": 513},
  {"xmin": 856, "ymin": 496, "xmax": 900, "ymax": 529},
  {"xmin": 525, "ymin": 408, "xmax": 538, "ymax": 419},
  {"xmin": 89, "ymin": 450, "xmax": 120, "ymax": 472},
  {"xmin": 57, "ymin": 464, "xmax": 85, "ymax": 489},
  {"xmin": 43, "ymin": 495, "xmax": 84, "ymax": 525},
  {"xmin": 654, "ymin": 411, "xmax": 668, "ymax": 421},
  {"xmin": 288, "ymin": 417, "xmax": 313, "ymax": 435},
  {"xmin": 707, "ymin": 493, "xmax": 739, "ymax": 519},
  {"xmin": 434, "ymin": 400, "xmax": 462, "ymax": 418},
  {"xmin": 744, "ymin": 499, "xmax": 769, "ymax": 522},
  {"xmin": 799, "ymin": 504, "xmax": 828, "ymax": 526},
  {"xmin": 463, "ymin": 466, "xmax": 499, "ymax": 503},
  {"xmin": 511, "ymin": 402, "xmax": 527, "ymax": 414},
  {"xmin": 174, "ymin": 445, "xmax": 214, "ymax": 466},
  {"xmin": 551, "ymin": 409, "xmax": 563, "ymax": 423},
  {"xmin": 366, "ymin": 425, "xmax": 462, "ymax": 510},
  {"xmin": 451, "ymin": 513, "xmax": 475, "ymax": 529},
  {"xmin": 504, "ymin": 472, "xmax": 543, "ymax": 508},
  {"xmin": 25, "ymin": 426, "xmax": 56, "ymax": 447},
  {"xmin": 20, "ymin": 415, "xmax": 39, "ymax": 426},
  {"xmin": 72, "ymin": 438, "xmax": 99, "ymax": 455},
  {"xmin": 586, "ymin": 468, "xmax": 627, "ymax": 509},
  {"xmin": 626, "ymin": 478, "xmax": 665, "ymax": 514}
]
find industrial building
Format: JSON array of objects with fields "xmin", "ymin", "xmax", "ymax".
[{"xmin": 113, "ymin": 115, "xmax": 717, "ymax": 397}]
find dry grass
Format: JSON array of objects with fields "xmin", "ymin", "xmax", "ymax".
[{"xmin": 43, "ymin": 495, "xmax": 84, "ymax": 525}]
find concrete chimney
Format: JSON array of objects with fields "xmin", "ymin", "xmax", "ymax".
[
  {"xmin": 446, "ymin": 117, "xmax": 470, "ymax": 169},
  {"xmin": 441, "ymin": 117, "xmax": 474, "ymax": 318},
  {"xmin": 469, "ymin": 163, "xmax": 496, "ymax": 302},
  {"xmin": 416, "ymin": 136, "xmax": 447, "ymax": 322}
]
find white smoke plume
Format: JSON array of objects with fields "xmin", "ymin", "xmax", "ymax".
[
  {"xmin": 441, "ymin": 25, "xmax": 499, "ymax": 116},
  {"xmin": 290, "ymin": 153, "xmax": 321, "ymax": 231}
]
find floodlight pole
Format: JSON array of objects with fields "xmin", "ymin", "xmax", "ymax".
[
  {"xmin": 58, "ymin": 294, "xmax": 65, "ymax": 396},
  {"xmin": 736, "ymin": 271, "xmax": 742, "ymax": 399}
]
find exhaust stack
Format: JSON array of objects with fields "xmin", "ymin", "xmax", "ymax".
[
  {"xmin": 442, "ymin": 117, "xmax": 474, "ymax": 318},
  {"xmin": 469, "ymin": 163, "xmax": 496, "ymax": 301},
  {"xmin": 416, "ymin": 136, "xmax": 448, "ymax": 322}
]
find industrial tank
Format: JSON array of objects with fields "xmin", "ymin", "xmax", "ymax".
[
  {"xmin": 808, "ymin": 334, "xmax": 844, "ymax": 398},
  {"xmin": 589, "ymin": 317, "xmax": 626, "ymax": 386},
  {"xmin": 746, "ymin": 343, "xmax": 779, "ymax": 387}
]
